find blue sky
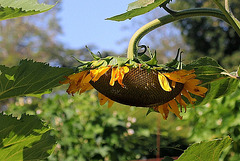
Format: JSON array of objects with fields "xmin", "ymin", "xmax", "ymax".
[{"xmin": 58, "ymin": 0, "xmax": 135, "ymax": 54}]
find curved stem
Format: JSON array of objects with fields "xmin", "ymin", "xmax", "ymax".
[
  {"xmin": 212, "ymin": 0, "xmax": 240, "ymax": 35},
  {"xmin": 127, "ymin": 8, "xmax": 230, "ymax": 59}
]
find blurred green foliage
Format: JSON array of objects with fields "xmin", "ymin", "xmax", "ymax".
[
  {"xmin": 5, "ymin": 90, "xmax": 190, "ymax": 160},
  {"xmin": 181, "ymin": 84, "xmax": 240, "ymax": 161}
]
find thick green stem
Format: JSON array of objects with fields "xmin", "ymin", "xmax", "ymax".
[
  {"xmin": 212, "ymin": 0, "xmax": 240, "ymax": 35},
  {"xmin": 127, "ymin": 8, "xmax": 230, "ymax": 59}
]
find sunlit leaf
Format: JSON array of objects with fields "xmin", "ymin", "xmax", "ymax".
[
  {"xmin": 0, "ymin": 113, "xmax": 56, "ymax": 160},
  {"xmin": 176, "ymin": 137, "xmax": 232, "ymax": 161},
  {"xmin": 0, "ymin": 59, "xmax": 73, "ymax": 101},
  {"xmin": 106, "ymin": 0, "xmax": 168, "ymax": 21},
  {"xmin": 0, "ymin": 0, "xmax": 56, "ymax": 20},
  {"xmin": 184, "ymin": 57, "xmax": 239, "ymax": 105},
  {"xmin": 197, "ymin": 78, "xmax": 239, "ymax": 106}
]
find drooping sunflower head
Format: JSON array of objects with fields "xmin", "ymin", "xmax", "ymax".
[{"xmin": 61, "ymin": 48, "xmax": 208, "ymax": 120}]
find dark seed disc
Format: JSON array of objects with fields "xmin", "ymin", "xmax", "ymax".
[{"xmin": 90, "ymin": 68, "xmax": 184, "ymax": 107}]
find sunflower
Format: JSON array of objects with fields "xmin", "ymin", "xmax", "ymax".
[{"xmin": 61, "ymin": 60, "xmax": 208, "ymax": 119}]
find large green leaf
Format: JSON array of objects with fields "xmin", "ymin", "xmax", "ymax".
[
  {"xmin": 0, "ymin": 0, "xmax": 56, "ymax": 20},
  {"xmin": 185, "ymin": 57, "xmax": 225, "ymax": 84},
  {"xmin": 184, "ymin": 57, "xmax": 239, "ymax": 105},
  {"xmin": 176, "ymin": 137, "xmax": 232, "ymax": 161},
  {"xmin": 0, "ymin": 59, "xmax": 74, "ymax": 101},
  {"xmin": 106, "ymin": 0, "xmax": 168, "ymax": 21},
  {"xmin": 0, "ymin": 113, "xmax": 56, "ymax": 161}
]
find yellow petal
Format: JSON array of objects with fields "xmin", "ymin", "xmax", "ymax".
[
  {"xmin": 185, "ymin": 79, "xmax": 201, "ymax": 86},
  {"xmin": 168, "ymin": 99, "xmax": 182, "ymax": 119},
  {"xmin": 80, "ymin": 83, "xmax": 94, "ymax": 94},
  {"xmin": 66, "ymin": 82, "xmax": 80, "ymax": 96},
  {"xmin": 91, "ymin": 67, "xmax": 110, "ymax": 82},
  {"xmin": 110, "ymin": 67, "xmax": 119, "ymax": 86},
  {"xmin": 122, "ymin": 66, "xmax": 129, "ymax": 73},
  {"xmin": 157, "ymin": 104, "xmax": 169, "ymax": 120},
  {"xmin": 68, "ymin": 71, "xmax": 87, "ymax": 84},
  {"xmin": 98, "ymin": 92, "xmax": 108, "ymax": 105},
  {"xmin": 81, "ymin": 73, "xmax": 92, "ymax": 85},
  {"xmin": 184, "ymin": 79, "xmax": 208, "ymax": 97},
  {"xmin": 185, "ymin": 85, "xmax": 208, "ymax": 97},
  {"xmin": 163, "ymin": 69, "xmax": 196, "ymax": 83},
  {"xmin": 117, "ymin": 72, "xmax": 124, "ymax": 87},
  {"xmin": 175, "ymin": 94, "xmax": 187, "ymax": 112},
  {"xmin": 177, "ymin": 69, "xmax": 195, "ymax": 75},
  {"xmin": 108, "ymin": 99, "xmax": 114, "ymax": 108},
  {"xmin": 158, "ymin": 73, "xmax": 172, "ymax": 91},
  {"xmin": 181, "ymin": 88, "xmax": 197, "ymax": 104}
]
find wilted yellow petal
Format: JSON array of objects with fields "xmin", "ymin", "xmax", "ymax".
[
  {"xmin": 81, "ymin": 73, "xmax": 92, "ymax": 85},
  {"xmin": 68, "ymin": 71, "xmax": 87, "ymax": 84},
  {"xmin": 184, "ymin": 79, "xmax": 208, "ymax": 97},
  {"xmin": 175, "ymin": 94, "xmax": 187, "ymax": 112},
  {"xmin": 98, "ymin": 92, "xmax": 108, "ymax": 105},
  {"xmin": 98, "ymin": 92, "xmax": 115, "ymax": 107},
  {"xmin": 181, "ymin": 88, "xmax": 197, "ymax": 104},
  {"xmin": 186, "ymin": 86, "xmax": 208, "ymax": 97},
  {"xmin": 91, "ymin": 67, "xmax": 111, "ymax": 82},
  {"xmin": 158, "ymin": 73, "xmax": 172, "ymax": 91},
  {"xmin": 168, "ymin": 99, "xmax": 182, "ymax": 120},
  {"xmin": 110, "ymin": 67, "xmax": 119, "ymax": 86},
  {"xmin": 66, "ymin": 82, "xmax": 80, "ymax": 96},
  {"xmin": 80, "ymin": 83, "xmax": 94, "ymax": 94},
  {"xmin": 157, "ymin": 104, "xmax": 169, "ymax": 120},
  {"xmin": 163, "ymin": 69, "xmax": 196, "ymax": 83},
  {"xmin": 122, "ymin": 66, "xmax": 129, "ymax": 73},
  {"xmin": 108, "ymin": 99, "xmax": 114, "ymax": 108}
]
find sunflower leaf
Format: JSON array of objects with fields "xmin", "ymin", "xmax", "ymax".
[
  {"xmin": 0, "ymin": 113, "xmax": 56, "ymax": 160},
  {"xmin": 0, "ymin": 0, "xmax": 56, "ymax": 20},
  {"xmin": 196, "ymin": 78, "xmax": 239, "ymax": 106},
  {"xmin": 176, "ymin": 137, "xmax": 232, "ymax": 161},
  {"xmin": 0, "ymin": 59, "xmax": 73, "ymax": 101},
  {"xmin": 106, "ymin": 0, "xmax": 168, "ymax": 21},
  {"xmin": 184, "ymin": 57, "xmax": 240, "ymax": 105},
  {"xmin": 185, "ymin": 57, "xmax": 226, "ymax": 84}
]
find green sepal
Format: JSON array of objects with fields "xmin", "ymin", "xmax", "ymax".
[
  {"xmin": 165, "ymin": 49, "xmax": 180, "ymax": 68},
  {"xmin": 102, "ymin": 56, "xmax": 114, "ymax": 64},
  {"xmin": 145, "ymin": 50, "xmax": 158, "ymax": 66},
  {"xmin": 73, "ymin": 56, "xmax": 92, "ymax": 66},
  {"xmin": 146, "ymin": 107, "xmax": 155, "ymax": 116},
  {"xmin": 138, "ymin": 54, "xmax": 151, "ymax": 62},
  {"xmin": 109, "ymin": 57, "xmax": 130, "ymax": 67},
  {"xmin": 91, "ymin": 60, "xmax": 105, "ymax": 68},
  {"xmin": 85, "ymin": 46, "xmax": 100, "ymax": 60}
]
